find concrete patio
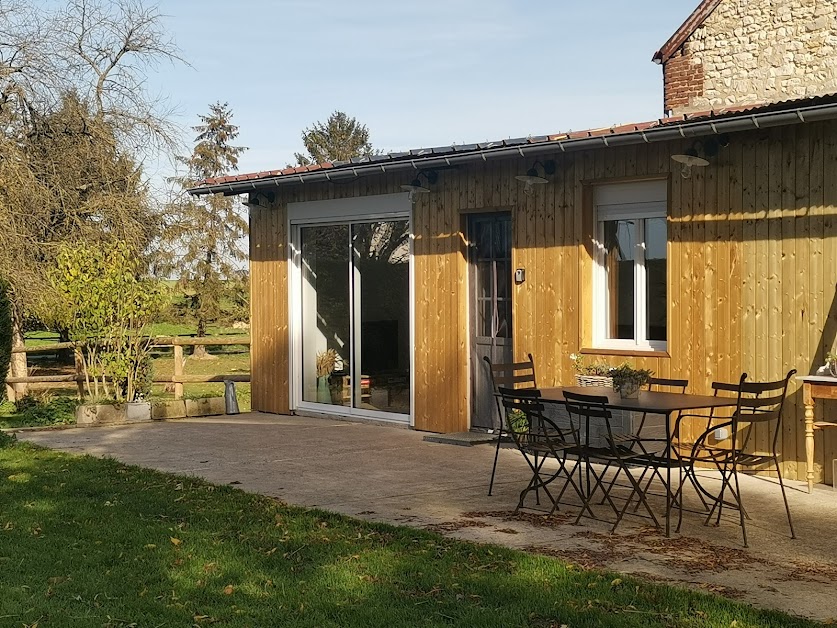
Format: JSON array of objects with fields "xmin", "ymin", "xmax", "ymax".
[{"xmin": 17, "ymin": 413, "xmax": 837, "ymax": 623}]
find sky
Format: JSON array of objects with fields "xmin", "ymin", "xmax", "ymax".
[{"xmin": 147, "ymin": 0, "xmax": 698, "ymax": 180}]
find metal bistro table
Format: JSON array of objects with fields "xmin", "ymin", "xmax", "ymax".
[{"xmin": 538, "ymin": 386, "xmax": 739, "ymax": 537}]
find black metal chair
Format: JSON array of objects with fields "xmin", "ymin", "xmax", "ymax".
[
  {"xmin": 601, "ymin": 377, "xmax": 690, "ymax": 506},
  {"xmin": 484, "ymin": 354, "xmax": 537, "ymax": 496},
  {"xmin": 564, "ymin": 391, "xmax": 660, "ymax": 532},
  {"xmin": 497, "ymin": 387, "xmax": 586, "ymax": 515},
  {"xmin": 677, "ymin": 370, "xmax": 797, "ymax": 547}
]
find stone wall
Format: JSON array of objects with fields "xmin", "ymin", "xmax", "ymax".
[{"xmin": 664, "ymin": 0, "xmax": 837, "ymax": 115}]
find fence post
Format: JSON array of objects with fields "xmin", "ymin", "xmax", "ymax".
[
  {"xmin": 7, "ymin": 343, "xmax": 26, "ymax": 403},
  {"xmin": 73, "ymin": 348, "xmax": 85, "ymax": 399},
  {"xmin": 173, "ymin": 344, "xmax": 184, "ymax": 400}
]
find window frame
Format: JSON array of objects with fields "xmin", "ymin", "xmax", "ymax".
[{"xmin": 592, "ymin": 192, "xmax": 668, "ymax": 352}]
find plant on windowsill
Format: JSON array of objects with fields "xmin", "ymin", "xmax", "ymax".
[
  {"xmin": 570, "ymin": 353, "xmax": 616, "ymax": 388},
  {"xmin": 610, "ymin": 364, "xmax": 654, "ymax": 399},
  {"xmin": 315, "ymin": 349, "xmax": 338, "ymax": 404}
]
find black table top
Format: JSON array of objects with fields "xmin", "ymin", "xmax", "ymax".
[{"xmin": 538, "ymin": 386, "xmax": 738, "ymax": 414}]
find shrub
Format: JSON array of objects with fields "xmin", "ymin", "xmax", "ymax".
[
  {"xmin": 12, "ymin": 392, "xmax": 77, "ymax": 426},
  {"xmin": 0, "ymin": 430, "xmax": 14, "ymax": 448}
]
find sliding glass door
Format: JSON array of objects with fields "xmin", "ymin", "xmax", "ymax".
[{"xmin": 297, "ymin": 218, "xmax": 411, "ymax": 420}]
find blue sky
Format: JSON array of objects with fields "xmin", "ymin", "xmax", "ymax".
[{"xmin": 150, "ymin": 1, "xmax": 697, "ymax": 178}]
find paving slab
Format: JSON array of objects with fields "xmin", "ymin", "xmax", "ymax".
[{"xmin": 18, "ymin": 413, "xmax": 837, "ymax": 622}]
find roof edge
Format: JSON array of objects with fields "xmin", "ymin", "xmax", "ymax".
[
  {"xmin": 188, "ymin": 96, "xmax": 837, "ymax": 197},
  {"xmin": 652, "ymin": 0, "xmax": 724, "ymax": 64}
]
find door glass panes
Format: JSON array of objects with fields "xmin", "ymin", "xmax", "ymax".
[
  {"xmin": 473, "ymin": 216, "xmax": 512, "ymax": 339},
  {"xmin": 604, "ymin": 219, "xmax": 636, "ymax": 340},
  {"xmin": 352, "ymin": 220, "xmax": 411, "ymax": 415},
  {"xmin": 645, "ymin": 217, "xmax": 667, "ymax": 342},
  {"xmin": 300, "ymin": 225, "xmax": 350, "ymax": 407}
]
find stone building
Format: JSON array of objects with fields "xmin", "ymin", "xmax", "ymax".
[{"xmin": 654, "ymin": 0, "xmax": 837, "ymax": 115}]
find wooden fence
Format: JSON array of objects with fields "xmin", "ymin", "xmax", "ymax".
[{"xmin": 5, "ymin": 336, "xmax": 250, "ymax": 402}]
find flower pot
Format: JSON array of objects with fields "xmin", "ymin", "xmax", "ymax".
[
  {"xmin": 575, "ymin": 374, "xmax": 614, "ymax": 388},
  {"xmin": 617, "ymin": 381, "xmax": 641, "ymax": 399}
]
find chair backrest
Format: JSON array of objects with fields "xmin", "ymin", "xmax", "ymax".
[
  {"xmin": 731, "ymin": 370, "xmax": 797, "ymax": 453},
  {"xmin": 498, "ymin": 387, "xmax": 576, "ymax": 452},
  {"xmin": 483, "ymin": 354, "xmax": 537, "ymax": 392},
  {"xmin": 563, "ymin": 390, "xmax": 613, "ymax": 446},
  {"xmin": 647, "ymin": 377, "xmax": 688, "ymax": 393}
]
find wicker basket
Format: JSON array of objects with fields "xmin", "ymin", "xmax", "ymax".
[{"xmin": 575, "ymin": 374, "xmax": 614, "ymax": 388}]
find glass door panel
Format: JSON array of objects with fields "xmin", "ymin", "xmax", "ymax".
[
  {"xmin": 297, "ymin": 218, "xmax": 411, "ymax": 417},
  {"xmin": 300, "ymin": 224, "xmax": 351, "ymax": 406},
  {"xmin": 351, "ymin": 220, "xmax": 411, "ymax": 414}
]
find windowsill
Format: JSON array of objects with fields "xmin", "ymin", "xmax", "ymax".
[{"xmin": 581, "ymin": 347, "xmax": 670, "ymax": 358}]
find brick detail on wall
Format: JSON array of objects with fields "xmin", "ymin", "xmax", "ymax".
[{"xmin": 663, "ymin": 48, "xmax": 705, "ymax": 114}]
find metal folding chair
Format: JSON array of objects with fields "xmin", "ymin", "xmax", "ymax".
[
  {"xmin": 484, "ymin": 354, "xmax": 537, "ymax": 496},
  {"xmin": 564, "ymin": 391, "xmax": 661, "ymax": 532},
  {"xmin": 498, "ymin": 387, "xmax": 586, "ymax": 515},
  {"xmin": 678, "ymin": 370, "xmax": 796, "ymax": 547}
]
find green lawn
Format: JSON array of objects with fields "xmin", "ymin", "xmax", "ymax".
[{"xmin": 0, "ymin": 437, "xmax": 816, "ymax": 628}]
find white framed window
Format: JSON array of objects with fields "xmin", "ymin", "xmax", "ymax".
[{"xmin": 592, "ymin": 181, "xmax": 667, "ymax": 351}]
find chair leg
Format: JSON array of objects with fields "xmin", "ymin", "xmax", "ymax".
[
  {"xmin": 732, "ymin": 466, "xmax": 748, "ymax": 548},
  {"xmin": 487, "ymin": 430, "xmax": 504, "ymax": 496},
  {"xmin": 774, "ymin": 456, "xmax": 796, "ymax": 540}
]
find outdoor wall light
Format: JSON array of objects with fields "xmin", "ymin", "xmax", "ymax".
[
  {"xmin": 244, "ymin": 190, "xmax": 276, "ymax": 208},
  {"xmin": 401, "ymin": 170, "xmax": 438, "ymax": 203},
  {"xmin": 671, "ymin": 135, "xmax": 729, "ymax": 179},
  {"xmin": 515, "ymin": 159, "xmax": 556, "ymax": 196}
]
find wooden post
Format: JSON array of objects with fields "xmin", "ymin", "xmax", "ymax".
[
  {"xmin": 173, "ymin": 344, "xmax": 184, "ymax": 400},
  {"xmin": 73, "ymin": 348, "xmax": 85, "ymax": 399},
  {"xmin": 7, "ymin": 343, "xmax": 26, "ymax": 403}
]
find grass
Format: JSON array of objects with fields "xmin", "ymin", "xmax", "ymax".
[{"xmin": 0, "ymin": 437, "xmax": 817, "ymax": 628}]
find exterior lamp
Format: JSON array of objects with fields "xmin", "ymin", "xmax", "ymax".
[
  {"xmin": 671, "ymin": 149, "xmax": 709, "ymax": 179},
  {"xmin": 671, "ymin": 135, "xmax": 728, "ymax": 179},
  {"xmin": 401, "ymin": 170, "xmax": 438, "ymax": 203},
  {"xmin": 244, "ymin": 190, "xmax": 275, "ymax": 208},
  {"xmin": 515, "ymin": 159, "xmax": 556, "ymax": 196}
]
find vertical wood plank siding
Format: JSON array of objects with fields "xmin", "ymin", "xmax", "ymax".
[
  {"xmin": 249, "ymin": 120, "xmax": 837, "ymax": 482},
  {"xmin": 249, "ymin": 205, "xmax": 289, "ymax": 414}
]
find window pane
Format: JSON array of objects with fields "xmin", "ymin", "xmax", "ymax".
[
  {"xmin": 603, "ymin": 220, "xmax": 635, "ymax": 340},
  {"xmin": 475, "ymin": 221, "xmax": 492, "ymax": 260},
  {"xmin": 353, "ymin": 220, "xmax": 411, "ymax": 415},
  {"xmin": 645, "ymin": 217, "xmax": 667, "ymax": 342},
  {"xmin": 300, "ymin": 225, "xmax": 350, "ymax": 407},
  {"xmin": 496, "ymin": 260, "xmax": 510, "ymax": 299},
  {"xmin": 496, "ymin": 299, "xmax": 511, "ymax": 338}
]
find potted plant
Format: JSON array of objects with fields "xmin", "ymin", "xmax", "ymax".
[
  {"xmin": 570, "ymin": 353, "xmax": 615, "ymax": 387},
  {"xmin": 507, "ymin": 408, "xmax": 529, "ymax": 436},
  {"xmin": 610, "ymin": 364, "xmax": 654, "ymax": 399},
  {"xmin": 826, "ymin": 352, "xmax": 837, "ymax": 377},
  {"xmin": 315, "ymin": 349, "xmax": 338, "ymax": 403}
]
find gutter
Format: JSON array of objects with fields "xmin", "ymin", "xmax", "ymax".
[{"xmin": 189, "ymin": 101, "xmax": 837, "ymax": 196}]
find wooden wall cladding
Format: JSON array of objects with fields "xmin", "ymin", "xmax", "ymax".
[
  {"xmin": 248, "ymin": 119, "xmax": 837, "ymax": 482},
  {"xmin": 249, "ymin": 204, "xmax": 290, "ymax": 414}
]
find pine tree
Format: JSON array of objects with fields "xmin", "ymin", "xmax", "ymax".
[
  {"xmin": 164, "ymin": 102, "xmax": 247, "ymax": 358},
  {"xmin": 294, "ymin": 111, "xmax": 374, "ymax": 165}
]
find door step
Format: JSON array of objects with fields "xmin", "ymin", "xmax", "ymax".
[{"xmin": 423, "ymin": 431, "xmax": 497, "ymax": 447}]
